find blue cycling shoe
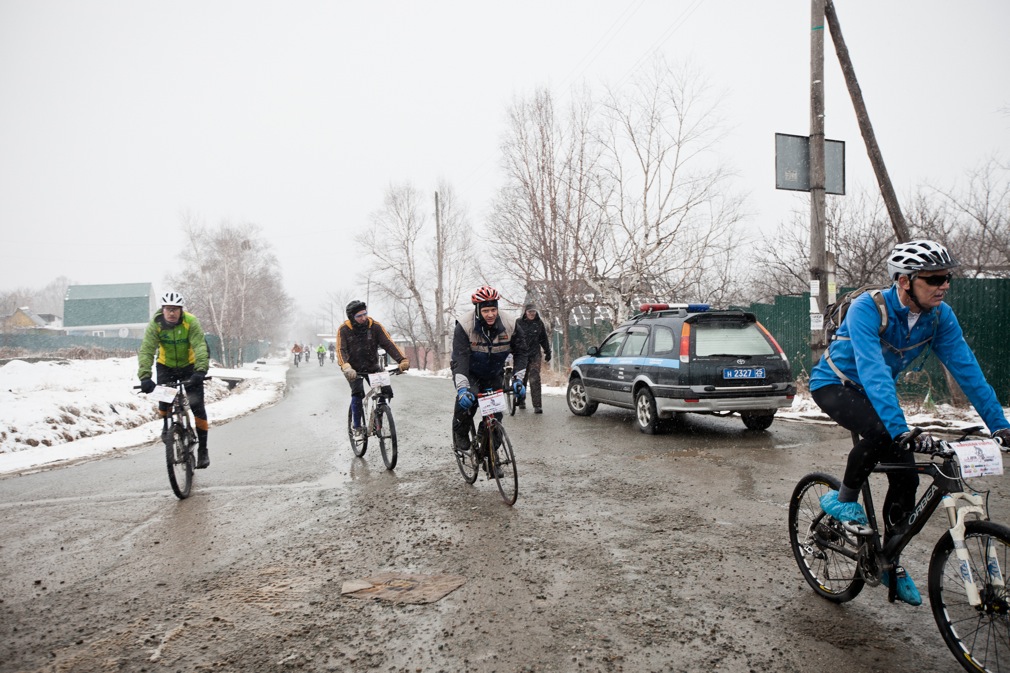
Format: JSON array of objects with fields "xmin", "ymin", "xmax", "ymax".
[
  {"xmin": 819, "ymin": 490, "xmax": 869, "ymax": 525},
  {"xmin": 881, "ymin": 566, "xmax": 922, "ymax": 606}
]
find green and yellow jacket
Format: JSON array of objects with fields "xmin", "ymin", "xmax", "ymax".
[{"xmin": 137, "ymin": 310, "xmax": 209, "ymax": 380}]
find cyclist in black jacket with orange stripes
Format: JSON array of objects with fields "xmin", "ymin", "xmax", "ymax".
[{"xmin": 337, "ymin": 300, "xmax": 409, "ymax": 436}]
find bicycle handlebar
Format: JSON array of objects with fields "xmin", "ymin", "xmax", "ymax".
[{"xmin": 133, "ymin": 376, "xmax": 213, "ymax": 391}]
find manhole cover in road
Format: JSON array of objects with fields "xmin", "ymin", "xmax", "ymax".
[{"xmin": 341, "ymin": 572, "xmax": 466, "ymax": 604}]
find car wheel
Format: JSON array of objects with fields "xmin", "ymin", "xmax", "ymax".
[
  {"xmin": 635, "ymin": 388, "xmax": 661, "ymax": 434},
  {"xmin": 741, "ymin": 411, "xmax": 775, "ymax": 431},
  {"xmin": 567, "ymin": 377, "xmax": 598, "ymax": 417}
]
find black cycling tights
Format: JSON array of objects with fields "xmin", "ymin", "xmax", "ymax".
[{"xmin": 812, "ymin": 384, "xmax": 918, "ymax": 535}]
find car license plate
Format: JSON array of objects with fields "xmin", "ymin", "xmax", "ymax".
[{"xmin": 724, "ymin": 367, "xmax": 765, "ymax": 380}]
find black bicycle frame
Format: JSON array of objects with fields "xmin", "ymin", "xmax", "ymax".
[{"xmin": 860, "ymin": 457, "xmax": 965, "ymax": 563}]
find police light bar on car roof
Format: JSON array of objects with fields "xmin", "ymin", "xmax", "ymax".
[{"xmin": 638, "ymin": 303, "xmax": 710, "ymax": 314}]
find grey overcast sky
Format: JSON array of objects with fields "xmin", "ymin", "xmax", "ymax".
[{"xmin": 2, "ymin": 1, "xmax": 1008, "ymax": 314}]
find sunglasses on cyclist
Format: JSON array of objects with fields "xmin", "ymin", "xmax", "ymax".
[
  {"xmin": 917, "ymin": 273, "xmax": 953, "ymax": 287},
  {"xmin": 354, "ymin": 311, "xmax": 368, "ymax": 319}
]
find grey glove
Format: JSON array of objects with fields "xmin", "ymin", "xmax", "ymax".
[
  {"xmin": 993, "ymin": 428, "xmax": 1010, "ymax": 446},
  {"xmin": 341, "ymin": 364, "xmax": 357, "ymax": 381},
  {"xmin": 896, "ymin": 430, "xmax": 937, "ymax": 453}
]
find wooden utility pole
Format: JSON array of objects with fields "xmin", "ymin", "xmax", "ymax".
[
  {"xmin": 434, "ymin": 191, "xmax": 446, "ymax": 369},
  {"xmin": 824, "ymin": 0, "xmax": 910, "ymax": 242},
  {"xmin": 809, "ymin": 0, "xmax": 829, "ymax": 363}
]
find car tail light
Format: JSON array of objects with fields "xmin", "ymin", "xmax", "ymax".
[
  {"xmin": 680, "ymin": 323, "xmax": 691, "ymax": 363},
  {"xmin": 756, "ymin": 322, "xmax": 789, "ymax": 366}
]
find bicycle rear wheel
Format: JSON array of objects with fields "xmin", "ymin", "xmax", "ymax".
[
  {"xmin": 376, "ymin": 404, "xmax": 397, "ymax": 470},
  {"xmin": 788, "ymin": 472, "xmax": 864, "ymax": 602},
  {"xmin": 455, "ymin": 423, "xmax": 479, "ymax": 484},
  {"xmin": 490, "ymin": 423, "xmax": 518, "ymax": 506},
  {"xmin": 929, "ymin": 519, "xmax": 1010, "ymax": 673},
  {"xmin": 348, "ymin": 405, "xmax": 367, "ymax": 457},
  {"xmin": 165, "ymin": 423, "xmax": 193, "ymax": 499}
]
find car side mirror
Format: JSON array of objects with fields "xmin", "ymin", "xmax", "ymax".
[{"xmin": 587, "ymin": 346, "xmax": 599, "ymax": 357}]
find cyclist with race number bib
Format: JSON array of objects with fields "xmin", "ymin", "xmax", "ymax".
[
  {"xmin": 809, "ymin": 239, "xmax": 1010, "ymax": 605},
  {"xmin": 451, "ymin": 286, "xmax": 528, "ymax": 477},
  {"xmin": 137, "ymin": 290, "xmax": 212, "ymax": 469},
  {"xmin": 336, "ymin": 300, "xmax": 409, "ymax": 437}
]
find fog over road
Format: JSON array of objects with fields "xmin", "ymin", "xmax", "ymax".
[{"xmin": 2, "ymin": 363, "xmax": 1002, "ymax": 672}]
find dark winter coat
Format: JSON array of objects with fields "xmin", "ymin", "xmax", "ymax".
[
  {"xmin": 336, "ymin": 317, "xmax": 406, "ymax": 374},
  {"xmin": 518, "ymin": 312, "xmax": 551, "ymax": 360},
  {"xmin": 451, "ymin": 312, "xmax": 528, "ymax": 390}
]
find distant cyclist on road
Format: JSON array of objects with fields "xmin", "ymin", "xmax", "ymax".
[
  {"xmin": 336, "ymin": 300, "xmax": 409, "ymax": 437},
  {"xmin": 451, "ymin": 286, "xmax": 528, "ymax": 476},
  {"xmin": 810, "ymin": 239, "xmax": 1010, "ymax": 605},
  {"xmin": 137, "ymin": 290, "xmax": 212, "ymax": 469}
]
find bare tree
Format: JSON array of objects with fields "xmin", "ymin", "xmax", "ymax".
[
  {"xmin": 592, "ymin": 58, "xmax": 744, "ymax": 321},
  {"xmin": 358, "ymin": 181, "xmax": 474, "ymax": 370},
  {"xmin": 172, "ymin": 215, "xmax": 290, "ymax": 367},
  {"xmin": 921, "ymin": 156, "xmax": 1010, "ymax": 278},
  {"xmin": 488, "ymin": 86, "xmax": 609, "ymax": 366}
]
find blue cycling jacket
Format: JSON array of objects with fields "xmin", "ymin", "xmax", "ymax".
[{"xmin": 810, "ymin": 284, "xmax": 1009, "ymax": 438}]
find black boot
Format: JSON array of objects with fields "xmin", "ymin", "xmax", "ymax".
[{"xmin": 196, "ymin": 443, "xmax": 210, "ymax": 469}]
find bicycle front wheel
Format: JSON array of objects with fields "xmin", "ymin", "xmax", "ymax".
[
  {"xmin": 788, "ymin": 472, "xmax": 864, "ymax": 602},
  {"xmin": 165, "ymin": 423, "xmax": 193, "ymax": 499},
  {"xmin": 376, "ymin": 404, "xmax": 397, "ymax": 470},
  {"xmin": 455, "ymin": 423, "xmax": 480, "ymax": 484},
  {"xmin": 348, "ymin": 406, "xmax": 367, "ymax": 457},
  {"xmin": 929, "ymin": 519, "xmax": 1010, "ymax": 673},
  {"xmin": 490, "ymin": 423, "xmax": 518, "ymax": 506}
]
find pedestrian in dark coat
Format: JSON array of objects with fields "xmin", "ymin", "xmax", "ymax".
[{"xmin": 518, "ymin": 302, "xmax": 551, "ymax": 413}]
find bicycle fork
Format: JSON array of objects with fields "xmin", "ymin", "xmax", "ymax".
[{"xmin": 941, "ymin": 492, "xmax": 1001, "ymax": 606}]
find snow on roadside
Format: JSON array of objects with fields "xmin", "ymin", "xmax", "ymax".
[{"xmin": 0, "ymin": 356, "xmax": 287, "ymax": 475}]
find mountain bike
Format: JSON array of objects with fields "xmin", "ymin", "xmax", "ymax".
[
  {"xmin": 318, "ymin": 350, "xmax": 325, "ymax": 366},
  {"xmin": 454, "ymin": 388, "xmax": 518, "ymax": 505},
  {"xmin": 789, "ymin": 427, "xmax": 1010, "ymax": 673},
  {"xmin": 293, "ymin": 351, "xmax": 300, "ymax": 367},
  {"xmin": 137, "ymin": 376, "xmax": 211, "ymax": 499},
  {"xmin": 347, "ymin": 367, "xmax": 401, "ymax": 470}
]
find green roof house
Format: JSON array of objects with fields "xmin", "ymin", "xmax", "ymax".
[{"xmin": 63, "ymin": 283, "xmax": 156, "ymax": 338}]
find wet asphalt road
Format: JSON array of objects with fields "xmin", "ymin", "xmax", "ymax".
[{"xmin": 1, "ymin": 362, "xmax": 1005, "ymax": 672}]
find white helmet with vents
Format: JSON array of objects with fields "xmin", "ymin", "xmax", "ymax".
[
  {"xmin": 886, "ymin": 240, "xmax": 959, "ymax": 281},
  {"xmin": 160, "ymin": 290, "xmax": 185, "ymax": 307}
]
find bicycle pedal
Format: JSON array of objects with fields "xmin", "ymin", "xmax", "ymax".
[{"xmin": 842, "ymin": 521, "xmax": 874, "ymax": 536}]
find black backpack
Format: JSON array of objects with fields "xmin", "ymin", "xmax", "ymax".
[
  {"xmin": 822, "ymin": 284, "xmax": 890, "ymax": 346},
  {"xmin": 822, "ymin": 284, "xmax": 937, "ymax": 385}
]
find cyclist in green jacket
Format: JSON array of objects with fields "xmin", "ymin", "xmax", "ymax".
[{"xmin": 138, "ymin": 290, "xmax": 212, "ymax": 468}]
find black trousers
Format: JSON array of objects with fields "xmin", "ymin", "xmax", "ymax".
[
  {"xmin": 156, "ymin": 363, "xmax": 208, "ymax": 445},
  {"xmin": 812, "ymin": 384, "xmax": 917, "ymax": 535}
]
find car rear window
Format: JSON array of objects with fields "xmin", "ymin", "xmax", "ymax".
[{"xmin": 694, "ymin": 322, "xmax": 774, "ymax": 357}]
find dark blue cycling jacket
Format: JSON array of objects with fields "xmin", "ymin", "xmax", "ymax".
[
  {"xmin": 810, "ymin": 284, "xmax": 1009, "ymax": 439},
  {"xmin": 450, "ymin": 312, "xmax": 527, "ymax": 392}
]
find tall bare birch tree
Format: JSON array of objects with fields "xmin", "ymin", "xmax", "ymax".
[
  {"xmin": 172, "ymin": 216, "xmax": 289, "ymax": 367},
  {"xmin": 488, "ymin": 87, "xmax": 608, "ymax": 366},
  {"xmin": 592, "ymin": 59, "xmax": 743, "ymax": 321},
  {"xmin": 358, "ymin": 181, "xmax": 474, "ymax": 369}
]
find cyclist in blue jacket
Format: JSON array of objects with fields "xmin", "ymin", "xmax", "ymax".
[{"xmin": 810, "ymin": 239, "xmax": 1010, "ymax": 605}]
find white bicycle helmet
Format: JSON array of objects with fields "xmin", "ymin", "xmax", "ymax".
[
  {"xmin": 160, "ymin": 290, "xmax": 185, "ymax": 307},
  {"xmin": 886, "ymin": 240, "xmax": 959, "ymax": 281}
]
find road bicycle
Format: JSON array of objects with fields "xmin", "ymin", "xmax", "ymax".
[
  {"xmin": 347, "ymin": 367, "xmax": 401, "ymax": 470},
  {"xmin": 501, "ymin": 360, "xmax": 518, "ymax": 417},
  {"xmin": 454, "ymin": 388, "xmax": 518, "ymax": 505},
  {"xmin": 789, "ymin": 427, "xmax": 1010, "ymax": 673},
  {"xmin": 137, "ymin": 375, "xmax": 211, "ymax": 499}
]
